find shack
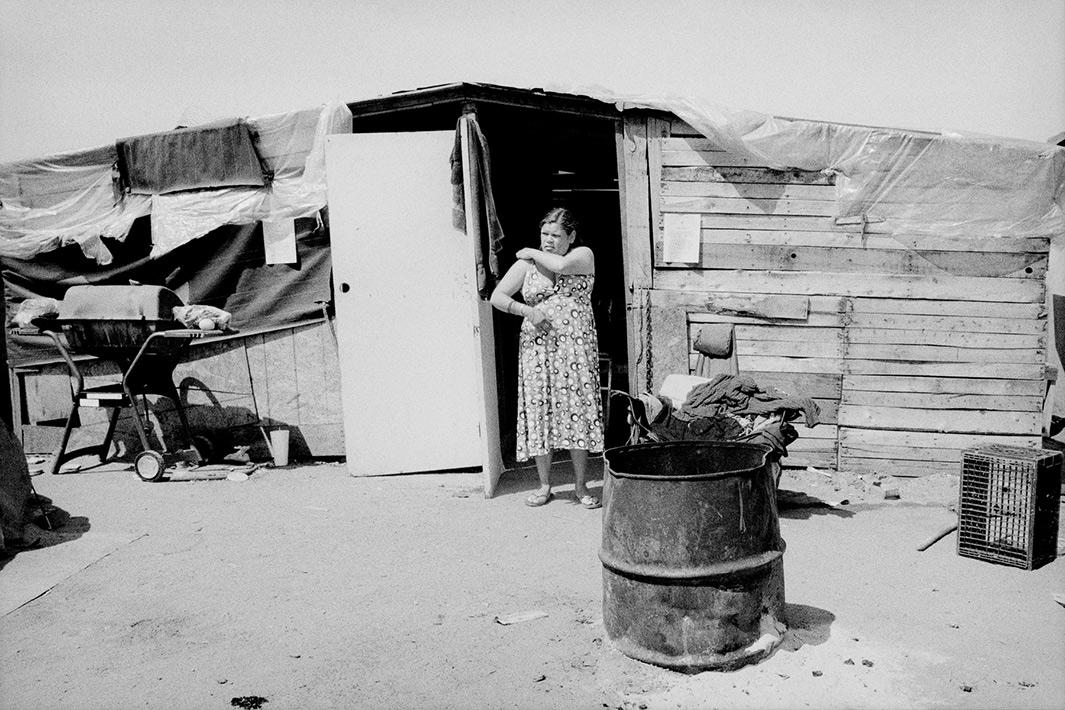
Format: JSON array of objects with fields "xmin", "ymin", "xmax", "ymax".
[{"xmin": 2, "ymin": 82, "xmax": 1063, "ymax": 496}]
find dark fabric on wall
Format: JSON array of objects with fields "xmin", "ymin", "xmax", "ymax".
[
  {"xmin": 116, "ymin": 119, "xmax": 271, "ymax": 195},
  {"xmin": 449, "ymin": 115, "xmax": 504, "ymax": 298},
  {"xmin": 2, "ymin": 213, "xmax": 332, "ymax": 367}
]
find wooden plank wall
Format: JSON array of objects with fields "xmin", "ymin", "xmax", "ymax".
[
  {"xmin": 15, "ymin": 320, "xmax": 344, "ymax": 459},
  {"xmin": 645, "ymin": 117, "xmax": 1049, "ymax": 474}
]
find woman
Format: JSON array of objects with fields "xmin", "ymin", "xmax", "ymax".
[{"xmin": 490, "ymin": 208, "xmax": 604, "ymax": 508}]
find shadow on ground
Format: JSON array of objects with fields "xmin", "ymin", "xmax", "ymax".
[
  {"xmin": 0, "ymin": 502, "xmax": 89, "ymax": 572},
  {"xmin": 778, "ymin": 489, "xmax": 855, "ymax": 519},
  {"xmin": 492, "ymin": 456, "xmax": 606, "ymax": 502},
  {"xmin": 781, "ymin": 602, "xmax": 836, "ymax": 651}
]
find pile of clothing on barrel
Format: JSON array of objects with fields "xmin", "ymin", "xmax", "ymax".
[{"xmin": 614, "ymin": 373, "xmax": 821, "ymax": 482}]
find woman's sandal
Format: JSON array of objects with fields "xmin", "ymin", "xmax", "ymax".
[
  {"xmin": 525, "ymin": 491, "xmax": 552, "ymax": 507},
  {"xmin": 576, "ymin": 494, "xmax": 602, "ymax": 510}
]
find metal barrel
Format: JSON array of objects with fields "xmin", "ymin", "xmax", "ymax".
[{"xmin": 600, "ymin": 441, "xmax": 787, "ymax": 671}]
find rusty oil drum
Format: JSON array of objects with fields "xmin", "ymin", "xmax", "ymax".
[{"xmin": 600, "ymin": 441, "xmax": 787, "ymax": 671}]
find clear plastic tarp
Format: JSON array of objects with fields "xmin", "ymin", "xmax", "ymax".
[
  {"xmin": 556, "ymin": 85, "xmax": 1065, "ymax": 242},
  {"xmin": 3, "ymin": 86, "xmax": 1062, "ymax": 265},
  {"xmin": 0, "ymin": 102, "xmax": 353, "ymax": 264}
]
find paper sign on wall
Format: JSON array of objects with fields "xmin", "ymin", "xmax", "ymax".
[
  {"xmin": 263, "ymin": 219, "xmax": 298, "ymax": 264},
  {"xmin": 662, "ymin": 213, "xmax": 701, "ymax": 264}
]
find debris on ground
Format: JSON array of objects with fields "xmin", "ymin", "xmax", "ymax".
[
  {"xmin": 917, "ymin": 522, "xmax": 959, "ymax": 552},
  {"xmin": 223, "ymin": 446, "xmax": 252, "ymax": 464},
  {"xmin": 779, "ymin": 468, "xmax": 960, "ymax": 508},
  {"xmin": 231, "ymin": 697, "xmax": 268, "ymax": 709},
  {"xmin": 494, "ymin": 610, "xmax": 548, "ymax": 625}
]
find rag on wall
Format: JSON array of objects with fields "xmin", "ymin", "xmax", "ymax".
[
  {"xmin": 692, "ymin": 324, "xmax": 734, "ymax": 378},
  {"xmin": 694, "ymin": 324, "xmax": 733, "ymax": 358}
]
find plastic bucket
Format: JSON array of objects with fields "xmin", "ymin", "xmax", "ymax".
[{"xmin": 269, "ymin": 429, "xmax": 290, "ymax": 467}]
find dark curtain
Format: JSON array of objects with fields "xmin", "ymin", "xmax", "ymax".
[{"xmin": 2, "ymin": 212, "xmax": 333, "ymax": 369}]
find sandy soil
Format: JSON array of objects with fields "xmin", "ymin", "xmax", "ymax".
[{"xmin": 1, "ymin": 457, "xmax": 1063, "ymax": 710}]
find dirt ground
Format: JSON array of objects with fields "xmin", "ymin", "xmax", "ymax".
[{"xmin": 1, "ymin": 454, "xmax": 1063, "ymax": 710}]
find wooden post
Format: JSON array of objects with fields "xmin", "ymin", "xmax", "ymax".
[{"xmin": 616, "ymin": 115, "xmax": 654, "ymax": 394}]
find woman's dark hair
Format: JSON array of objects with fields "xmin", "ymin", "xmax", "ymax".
[{"xmin": 539, "ymin": 208, "xmax": 579, "ymax": 244}]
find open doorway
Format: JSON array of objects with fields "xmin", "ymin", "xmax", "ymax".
[{"xmin": 476, "ymin": 107, "xmax": 630, "ymax": 466}]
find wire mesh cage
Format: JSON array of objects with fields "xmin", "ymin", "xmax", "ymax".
[{"xmin": 958, "ymin": 444, "xmax": 1062, "ymax": 570}]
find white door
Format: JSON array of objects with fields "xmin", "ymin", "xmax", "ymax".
[{"xmin": 325, "ymin": 132, "xmax": 499, "ymax": 481}]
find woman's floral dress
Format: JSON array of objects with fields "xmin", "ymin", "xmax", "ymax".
[{"xmin": 516, "ymin": 266, "xmax": 604, "ymax": 461}]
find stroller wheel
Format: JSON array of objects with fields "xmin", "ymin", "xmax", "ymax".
[{"xmin": 134, "ymin": 451, "xmax": 166, "ymax": 482}]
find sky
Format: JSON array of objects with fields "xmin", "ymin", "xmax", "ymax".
[{"xmin": 1, "ymin": 0, "xmax": 1063, "ymax": 163}]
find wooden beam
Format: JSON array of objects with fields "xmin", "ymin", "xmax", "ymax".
[
  {"xmin": 662, "ymin": 196, "xmax": 836, "ymax": 217},
  {"xmin": 661, "ymin": 242, "xmax": 1047, "ymax": 278},
  {"xmin": 839, "ymin": 443, "xmax": 967, "ymax": 463},
  {"xmin": 839, "ymin": 427, "xmax": 1042, "ymax": 450},
  {"xmin": 656, "ymin": 290, "xmax": 811, "ymax": 320},
  {"xmin": 662, "ymin": 148, "xmax": 779, "ymax": 168},
  {"xmin": 662, "ymin": 166, "xmax": 833, "ymax": 185},
  {"xmin": 842, "ymin": 375, "xmax": 1045, "ymax": 396},
  {"xmin": 647, "ymin": 117, "xmax": 670, "ymax": 273},
  {"xmin": 661, "ymin": 181, "xmax": 836, "ymax": 200},
  {"xmin": 617, "ymin": 116, "xmax": 654, "ymax": 392},
  {"xmin": 841, "ymin": 390, "xmax": 1044, "ymax": 412},
  {"xmin": 690, "ymin": 311, "xmax": 845, "ymax": 327},
  {"xmin": 837, "ymin": 405, "xmax": 1042, "ymax": 435},
  {"xmin": 734, "ymin": 325, "xmax": 843, "ymax": 342},
  {"xmin": 739, "ymin": 356, "xmax": 1047, "ymax": 379},
  {"xmin": 842, "ymin": 343, "xmax": 1045, "ymax": 364},
  {"xmin": 847, "ymin": 297, "xmax": 1046, "ymax": 318},
  {"xmin": 845, "ymin": 328, "xmax": 1044, "ymax": 349},
  {"xmin": 654, "ymin": 269, "xmax": 1045, "ymax": 303},
  {"xmin": 694, "ymin": 229, "xmax": 1050, "ymax": 254},
  {"xmin": 661, "ymin": 137, "xmax": 726, "ymax": 152},
  {"xmin": 847, "ymin": 313, "xmax": 1045, "ymax": 335}
]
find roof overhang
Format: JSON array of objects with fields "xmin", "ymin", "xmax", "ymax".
[{"xmin": 345, "ymin": 82, "xmax": 625, "ymax": 120}]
